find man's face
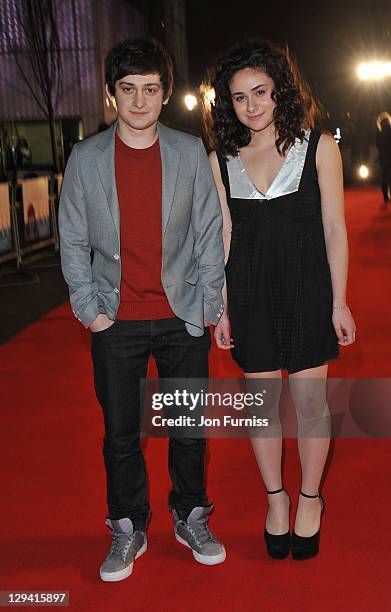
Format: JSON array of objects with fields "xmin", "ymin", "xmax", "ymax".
[{"xmin": 111, "ymin": 73, "xmax": 168, "ymax": 131}]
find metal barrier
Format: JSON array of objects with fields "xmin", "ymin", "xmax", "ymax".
[{"xmin": 0, "ymin": 174, "xmax": 61, "ymax": 269}]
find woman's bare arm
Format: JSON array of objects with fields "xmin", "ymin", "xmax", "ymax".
[{"xmin": 316, "ymin": 133, "xmax": 356, "ymax": 345}]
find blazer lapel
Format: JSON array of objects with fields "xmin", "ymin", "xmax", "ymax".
[
  {"xmin": 158, "ymin": 122, "xmax": 180, "ymax": 236},
  {"xmin": 95, "ymin": 123, "xmax": 120, "ymax": 237}
]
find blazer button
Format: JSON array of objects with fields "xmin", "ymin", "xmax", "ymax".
[
  {"xmin": 114, "ymin": 254, "xmax": 120, "ymax": 260},
  {"xmin": 114, "ymin": 288, "xmax": 119, "ymax": 294}
]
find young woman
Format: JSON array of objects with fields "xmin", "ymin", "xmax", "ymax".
[{"xmin": 207, "ymin": 40, "xmax": 356, "ymax": 560}]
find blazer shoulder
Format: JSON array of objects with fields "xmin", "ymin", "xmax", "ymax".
[
  {"xmin": 159, "ymin": 122, "xmax": 201, "ymax": 149},
  {"xmin": 76, "ymin": 130, "xmax": 106, "ymax": 152},
  {"xmin": 75, "ymin": 124, "xmax": 116, "ymax": 156}
]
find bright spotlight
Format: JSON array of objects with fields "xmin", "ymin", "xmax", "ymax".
[
  {"xmin": 357, "ymin": 61, "xmax": 391, "ymax": 81},
  {"xmin": 184, "ymin": 94, "xmax": 197, "ymax": 111},
  {"xmin": 358, "ymin": 64, "xmax": 370, "ymax": 80},
  {"xmin": 358, "ymin": 165, "xmax": 369, "ymax": 179}
]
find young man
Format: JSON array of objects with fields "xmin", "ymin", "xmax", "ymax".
[{"xmin": 59, "ymin": 39, "xmax": 226, "ymax": 581}]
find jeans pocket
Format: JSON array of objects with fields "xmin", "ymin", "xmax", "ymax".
[{"xmin": 91, "ymin": 320, "xmax": 116, "ymax": 336}]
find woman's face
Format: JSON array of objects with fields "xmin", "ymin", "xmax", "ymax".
[{"xmin": 229, "ymin": 67, "xmax": 276, "ymax": 133}]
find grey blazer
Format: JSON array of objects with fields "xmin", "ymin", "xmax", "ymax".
[{"xmin": 58, "ymin": 122, "xmax": 225, "ymax": 337}]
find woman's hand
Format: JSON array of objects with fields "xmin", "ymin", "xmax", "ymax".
[
  {"xmin": 214, "ymin": 313, "xmax": 234, "ymax": 349},
  {"xmin": 332, "ymin": 307, "xmax": 356, "ymax": 346}
]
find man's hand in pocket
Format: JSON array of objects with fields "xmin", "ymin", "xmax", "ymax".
[{"xmin": 89, "ymin": 313, "xmax": 115, "ymax": 333}]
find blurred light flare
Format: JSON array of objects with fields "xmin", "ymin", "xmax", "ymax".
[
  {"xmin": 199, "ymin": 83, "xmax": 215, "ymax": 113},
  {"xmin": 333, "ymin": 127, "xmax": 341, "ymax": 144},
  {"xmin": 358, "ymin": 165, "xmax": 369, "ymax": 179},
  {"xmin": 357, "ymin": 61, "xmax": 391, "ymax": 80},
  {"xmin": 204, "ymin": 86, "xmax": 215, "ymax": 105},
  {"xmin": 184, "ymin": 94, "xmax": 197, "ymax": 111}
]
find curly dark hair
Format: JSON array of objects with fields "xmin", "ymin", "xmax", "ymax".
[{"xmin": 204, "ymin": 39, "xmax": 319, "ymax": 156}]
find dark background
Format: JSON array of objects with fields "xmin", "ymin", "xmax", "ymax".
[{"xmin": 186, "ymin": 0, "xmax": 391, "ymax": 137}]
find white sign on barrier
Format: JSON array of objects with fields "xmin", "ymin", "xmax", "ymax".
[
  {"xmin": 21, "ymin": 177, "xmax": 50, "ymax": 242},
  {"xmin": 0, "ymin": 183, "xmax": 12, "ymax": 255}
]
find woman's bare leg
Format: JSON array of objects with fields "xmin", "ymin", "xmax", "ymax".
[
  {"xmin": 245, "ymin": 370, "xmax": 289, "ymax": 534},
  {"xmin": 289, "ymin": 365, "xmax": 330, "ymax": 536}
]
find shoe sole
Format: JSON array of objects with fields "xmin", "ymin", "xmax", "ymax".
[
  {"xmin": 99, "ymin": 539, "xmax": 148, "ymax": 582},
  {"xmin": 267, "ymin": 548, "xmax": 290, "ymax": 559},
  {"xmin": 175, "ymin": 532, "xmax": 226, "ymax": 565}
]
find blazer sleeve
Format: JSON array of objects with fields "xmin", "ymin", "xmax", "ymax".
[
  {"xmin": 58, "ymin": 144, "xmax": 100, "ymax": 327},
  {"xmin": 191, "ymin": 138, "xmax": 225, "ymax": 325}
]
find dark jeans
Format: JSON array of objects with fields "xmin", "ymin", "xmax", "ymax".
[{"xmin": 91, "ymin": 317, "xmax": 211, "ymax": 530}]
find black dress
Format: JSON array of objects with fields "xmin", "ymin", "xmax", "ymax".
[{"xmin": 217, "ymin": 129, "xmax": 339, "ymax": 374}]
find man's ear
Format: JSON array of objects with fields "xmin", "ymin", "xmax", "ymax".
[
  {"xmin": 105, "ymin": 84, "xmax": 117, "ymax": 111},
  {"xmin": 163, "ymin": 85, "xmax": 172, "ymax": 106}
]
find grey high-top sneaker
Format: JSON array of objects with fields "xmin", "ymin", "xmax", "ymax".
[
  {"xmin": 100, "ymin": 518, "xmax": 147, "ymax": 582},
  {"xmin": 172, "ymin": 505, "xmax": 226, "ymax": 565}
]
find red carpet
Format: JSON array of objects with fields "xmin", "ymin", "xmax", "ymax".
[{"xmin": 1, "ymin": 188, "xmax": 390, "ymax": 610}]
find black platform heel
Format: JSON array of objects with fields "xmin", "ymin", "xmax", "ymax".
[
  {"xmin": 264, "ymin": 488, "xmax": 290, "ymax": 559},
  {"xmin": 291, "ymin": 491, "xmax": 324, "ymax": 561}
]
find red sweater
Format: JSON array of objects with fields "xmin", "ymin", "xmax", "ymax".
[{"xmin": 114, "ymin": 131, "xmax": 175, "ymax": 320}]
